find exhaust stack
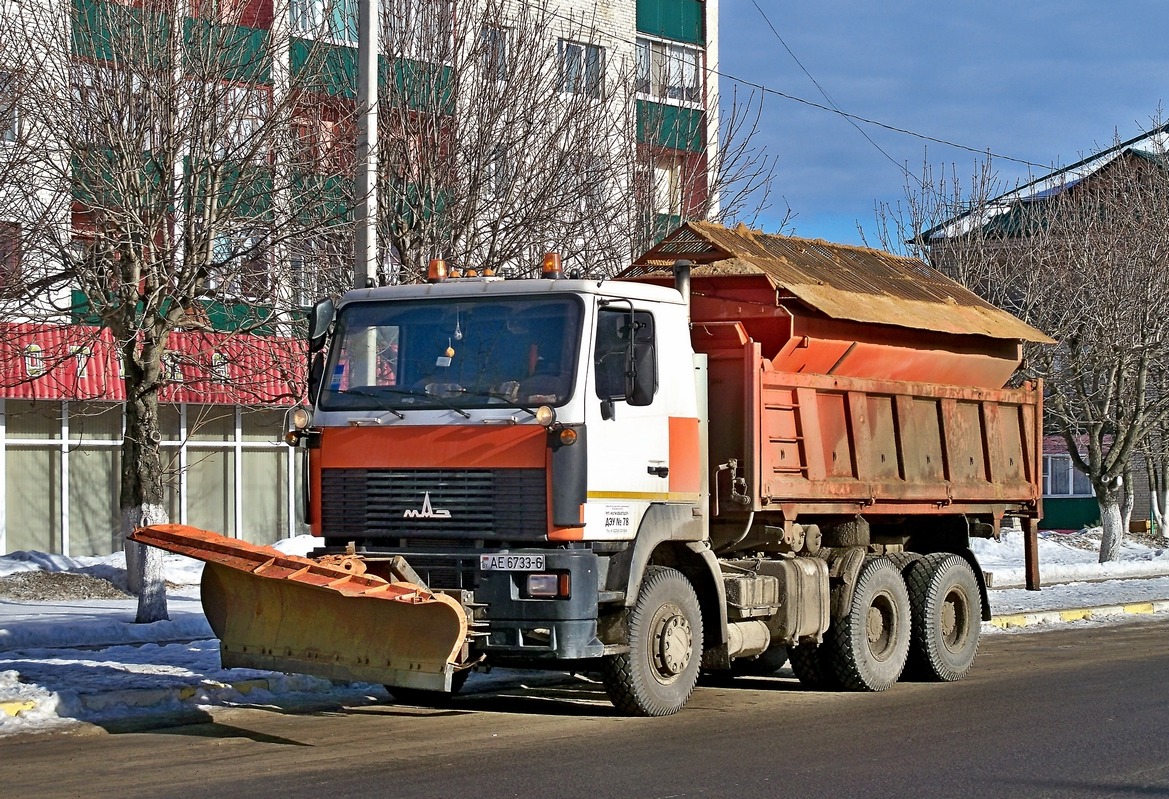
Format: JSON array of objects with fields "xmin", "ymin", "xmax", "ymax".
[{"xmin": 674, "ymin": 259, "xmax": 692, "ymax": 318}]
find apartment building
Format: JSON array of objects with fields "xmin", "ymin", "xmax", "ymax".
[{"xmin": 0, "ymin": 0, "xmax": 719, "ymax": 556}]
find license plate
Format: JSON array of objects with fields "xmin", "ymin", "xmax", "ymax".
[{"xmin": 480, "ymin": 553, "xmax": 545, "ymax": 571}]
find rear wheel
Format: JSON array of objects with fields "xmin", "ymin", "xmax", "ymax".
[
  {"xmin": 601, "ymin": 566, "xmax": 703, "ymax": 716},
  {"xmin": 731, "ymin": 646, "xmax": 789, "ymax": 676},
  {"xmin": 825, "ymin": 557, "xmax": 911, "ymax": 691},
  {"xmin": 905, "ymin": 553, "xmax": 981, "ymax": 681},
  {"xmin": 788, "ymin": 641, "xmax": 835, "ymax": 689}
]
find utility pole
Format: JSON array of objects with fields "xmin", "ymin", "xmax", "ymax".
[
  {"xmin": 354, "ymin": 0, "xmax": 378, "ymax": 291},
  {"xmin": 353, "ymin": 0, "xmax": 379, "ymax": 385}
]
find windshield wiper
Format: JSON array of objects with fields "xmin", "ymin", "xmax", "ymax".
[
  {"xmin": 333, "ymin": 386, "xmax": 406, "ymax": 419},
  {"xmin": 375, "ymin": 386, "xmax": 472, "ymax": 419},
  {"xmin": 456, "ymin": 388, "xmax": 538, "ymax": 417}
]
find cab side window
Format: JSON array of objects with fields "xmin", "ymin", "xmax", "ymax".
[{"xmin": 594, "ymin": 307, "xmax": 656, "ymax": 402}]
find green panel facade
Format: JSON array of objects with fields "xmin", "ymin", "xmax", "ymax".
[
  {"xmin": 637, "ymin": 100, "xmax": 704, "ymax": 152},
  {"xmin": 1039, "ymin": 497, "xmax": 1099, "ymax": 530},
  {"xmin": 291, "ymin": 37, "xmax": 357, "ymax": 98},
  {"xmin": 70, "ymin": 290, "xmax": 276, "ymax": 335},
  {"xmin": 185, "ymin": 18, "xmax": 270, "ymax": 84},
  {"xmin": 74, "ymin": 0, "xmax": 171, "ymax": 63},
  {"xmin": 636, "ymin": 0, "xmax": 704, "ymax": 44}
]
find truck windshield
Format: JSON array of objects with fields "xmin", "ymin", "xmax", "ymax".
[{"xmin": 318, "ymin": 295, "xmax": 583, "ymax": 412}]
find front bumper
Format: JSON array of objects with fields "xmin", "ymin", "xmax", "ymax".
[{"xmin": 474, "ymin": 547, "xmax": 605, "ymax": 660}]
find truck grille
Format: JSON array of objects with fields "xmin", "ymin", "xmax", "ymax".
[{"xmin": 320, "ymin": 468, "xmax": 547, "ymax": 541}]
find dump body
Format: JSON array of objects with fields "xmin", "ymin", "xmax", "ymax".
[{"xmin": 699, "ymin": 327, "xmax": 1041, "ymax": 524}]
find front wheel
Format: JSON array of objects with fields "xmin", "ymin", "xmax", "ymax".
[{"xmin": 601, "ymin": 566, "xmax": 704, "ymax": 716}]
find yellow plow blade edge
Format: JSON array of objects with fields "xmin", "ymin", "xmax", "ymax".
[{"xmin": 130, "ymin": 524, "xmax": 469, "ymax": 692}]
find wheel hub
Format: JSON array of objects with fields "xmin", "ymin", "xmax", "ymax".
[
  {"xmin": 653, "ymin": 606, "xmax": 693, "ymax": 677},
  {"xmin": 865, "ymin": 593, "xmax": 896, "ymax": 660},
  {"xmin": 941, "ymin": 587, "xmax": 968, "ymax": 649}
]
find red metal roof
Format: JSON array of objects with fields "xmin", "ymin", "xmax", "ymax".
[{"xmin": 0, "ymin": 322, "xmax": 305, "ymax": 404}]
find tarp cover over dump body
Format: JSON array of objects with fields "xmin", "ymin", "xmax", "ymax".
[{"xmin": 623, "ymin": 221, "xmax": 1052, "ymax": 389}]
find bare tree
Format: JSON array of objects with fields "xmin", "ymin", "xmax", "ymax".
[
  {"xmin": 373, "ymin": 0, "xmax": 780, "ymax": 281},
  {"xmin": 0, "ymin": 0, "xmax": 780, "ymax": 619},
  {"xmin": 0, "ymin": 0, "xmax": 353, "ymax": 619},
  {"xmin": 887, "ymin": 127, "xmax": 1169, "ymax": 562}
]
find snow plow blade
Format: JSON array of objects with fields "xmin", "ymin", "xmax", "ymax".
[{"xmin": 129, "ymin": 524, "xmax": 468, "ymax": 692}]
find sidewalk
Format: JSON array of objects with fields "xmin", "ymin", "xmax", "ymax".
[{"xmin": 2, "ymin": 530, "xmax": 1169, "ymax": 737}]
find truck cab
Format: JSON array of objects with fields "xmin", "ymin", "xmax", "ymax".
[{"xmin": 297, "ymin": 272, "xmax": 709, "ymax": 684}]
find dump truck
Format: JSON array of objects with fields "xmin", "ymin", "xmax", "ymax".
[{"xmin": 132, "ymin": 221, "xmax": 1052, "ymax": 716}]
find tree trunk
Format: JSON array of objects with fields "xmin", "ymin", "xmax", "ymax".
[
  {"xmin": 121, "ymin": 380, "xmax": 170, "ymax": 623},
  {"xmin": 1096, "ymin": 477, "xmax": 1126, "ymax": 564},
  {"xmin": 1120, "ymin": 467, "xmax": 1134, "ymax": 540},
  {"xmin": 1148, "ymin": 455, "xmax": 1169, "ymax": 541}
]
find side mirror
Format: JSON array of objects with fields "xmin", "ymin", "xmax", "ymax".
[
  {"xmin": 307, "ymin": 297, "xmax": 334, "ymax": 354},
  {"xmin": 625, "ymin": 340, "xmax": 655, "ymax": 406},
  {"xmin": 307, "ymin": 351, "xmax": 325, "ymax": 401}
]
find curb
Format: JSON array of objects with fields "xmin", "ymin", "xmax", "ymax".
[
  {"xmin": 75, "ymin": 677, "xmax": 275, "ymax": 714},
  {"xmin": 1, "ymin": 699, "xmax": 36, "ymax": 718},
  {"xmin": 1, "ymin": 677, "xmax": 283, "ymax": 723},
  {"xmin": 988, "ymin": 599, "xmax": 1169, "ymax": 629}
]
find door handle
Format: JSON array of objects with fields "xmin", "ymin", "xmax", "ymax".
[{"xmin": 647, "ymin": 465, "xmax": 669, "ymax": 478}]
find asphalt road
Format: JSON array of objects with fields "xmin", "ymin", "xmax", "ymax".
[{"xmin": 6, "ymin": 618, "xmax": 1169, "ymax": 799}]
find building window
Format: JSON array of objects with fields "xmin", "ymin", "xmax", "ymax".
[
  {"xmin": 1, "ymin": 71, "xmax": 17, "ymax": 142},
  {"xmin": 636, "ymin": 37, "xmax": 702, "ymax": 103},
  {"xmin": 0, "ymin": 221, "xmax": 19, "ymax": 296},
  {"xmin": 72, "ymin": 63, "xmax": 154, "ymax": 151},
  {"xmin": 292, "ymin": 0, "xmax": 356, "ymax": 43},
  {"xmin": 218, "ymin": 84, "xmax": 270, "ymax": 160},
  {"xmin": 653, "ymin": 160, "xmax": 682, "ymax": 216},
  {"xmin": 481, "ymin": 25, "xmax": 509, "ymax": 82},
  {"xmin": 211, "ymin": 228, "xmax": 271, "ymax": 300},
  {"xmin": 1043, "ymin": 454, "xmax": 1094, "ymax": 497},
  {"xmin": 487, "ymin": 145, "xmax": 510, "ymax": 199},
  {"xmin": 292, "ymin": 98, "xmax": 351, "ymax": 173},
  {"xmin": 291, "ymin": 233, "xmax": 349, "ymax": 306},
  {"xmin": 386, "ymin": 0, "xmax": 453, "ymax": 59},
  {"xmin": 559, "ymin": 39, "xmax": 604, "ymax": 98}
]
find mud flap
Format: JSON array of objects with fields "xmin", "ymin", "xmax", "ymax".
[{"xmin": 130, "ymin": 524, "xmax": 468, "ymax": 691}]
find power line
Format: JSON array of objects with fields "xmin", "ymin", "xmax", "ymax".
[
  {"xmin": 749, "ymin": 0, "xmax": 912, "ymax": 179},
  {"xmin": 516, "ymin": 0, "xmax": 1051, "ymax": 171}
]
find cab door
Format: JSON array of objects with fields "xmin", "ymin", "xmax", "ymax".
[{"xmin": 583, "ymin": 303, "xmax": 671, "ymax": 538}]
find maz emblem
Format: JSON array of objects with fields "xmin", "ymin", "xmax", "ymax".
[{"xmin": 403, "ymin": 491, "xmax": 451, "ymax": 519}]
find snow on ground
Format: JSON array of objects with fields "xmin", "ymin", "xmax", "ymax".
[{"xmin": 1, "ymin": 529, "xmax": 1168, "ymax": 738}]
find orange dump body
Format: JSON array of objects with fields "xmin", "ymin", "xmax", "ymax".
[
  {"xmin": 623, "ymin": 221, "xmax": 1050, "ymax": 525},
  {"xmin": 699, "ymin": 325, "xmax": 1041, "ymax": 518}
]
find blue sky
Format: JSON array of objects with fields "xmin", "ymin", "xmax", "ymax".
[{"xmin": 717, "ymin": 2, "xmax": 1169, "ymax": 246}]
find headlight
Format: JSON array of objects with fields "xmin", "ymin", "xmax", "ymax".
[
  {"xmin": 285, "ymin": 406, "xmax": 313, "ymax": 446},
  {"xmin": 525, "ymin": 573, "xmax": 570, "ymax": 599},
  {"xmin": 534, "ymin": 405, "xmax": 556, "ymax": 427},
  {"xmin": 289, "ymin": 405, "xmax": 312, "ymax": 430}
]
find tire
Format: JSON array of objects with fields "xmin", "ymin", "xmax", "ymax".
[
  {"xmin": 388, "ymin": 668, "xmax": 470, "ymax": 706},
  {"xmin": 825, "ymin": 557, "xmax": 911, "ymax": 691},
  {"xmin": 731, "ymin": 646, "xmax": 789, "ymax": 676},
  {"xmin": 884, "ymin": 551, "xmax": 919, "ymax": 573},
  {"xmin": 787, "ymin": 641, "xmax": 835, "ymax": 689},
  {"xmin": 601, "ymin": 566, "xmax": 704, "ymax": 716},
  {"xmin": 905, "ymin": 553, "xmax": 981, "ymax": 682}
]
